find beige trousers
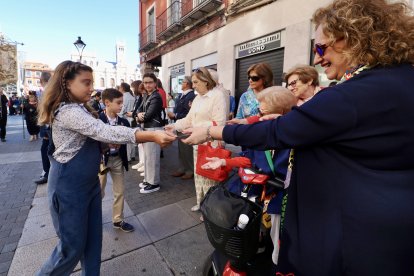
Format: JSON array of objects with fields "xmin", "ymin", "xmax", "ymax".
[
  {"xmin": 99, "ymin": 156, "xmax": 125, "ymax": 223},
  {"xmin": 193, "ymin": 146, "xmax": 220, "ymax": 206}
]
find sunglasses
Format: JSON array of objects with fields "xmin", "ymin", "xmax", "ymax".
[
  {"xmin": 313, "ymin": 43, "xmax": 330, "ymax": 57},
  {"xmin": 248, "ymin": 75, "xmax": 261, "ymax": 82},
  {"xmin": 287, "ymin": 79, "xmax": 299, "ymax": 88}
]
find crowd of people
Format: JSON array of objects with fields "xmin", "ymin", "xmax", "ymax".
[{"xmin": 1, "ymin": 0, "xmax": 413, "ymax": 275}]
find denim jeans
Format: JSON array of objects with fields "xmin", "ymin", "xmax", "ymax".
[{"xmin": 37, "ymin": 138, "xmax": 102, "ymax": 276}]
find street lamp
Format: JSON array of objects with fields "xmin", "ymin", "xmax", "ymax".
[{"xmin": 73, "ymin": 36, "xmax": 86, "ymax": 62}]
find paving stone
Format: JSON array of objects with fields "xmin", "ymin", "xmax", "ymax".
[
  {"xmin": 138, "ymin": 203, "xmax": 199, "ymax": 242},
  {"xmin": 155, "ymin": 224, "xmax": 214, "ymax": 276},
  {"xmin": 1, "ymin": 242, "xmax": 17, "ymax": 253},
  {"xmin": 0, "ymin": 261, "xmax": 11, "ymax": 274},
  {"xmin": 72, "ymin": 246, "xmax": 174, "ymax": 276}
]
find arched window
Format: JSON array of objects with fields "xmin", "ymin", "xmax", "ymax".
[
  {"xmin": 120, "ymin": 79, "xmax": 124, "ymax": 83},
  {"xmin": 100, "ymin": 78, "xmax": 105, "ymax": 87},
  {"xmin": 110, "ymin": 78, "xmax": 115, "ymax": 88},
  {"xmin": 90, "ymin": 61, "xmax": 93, "ymax": 67}
]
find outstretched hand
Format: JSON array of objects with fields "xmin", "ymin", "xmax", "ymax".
[
  {"xmin": 259, "ymin": 114, "xmax": 281, "ymax": 121},
  {"xmin": 164, "ymin": 124, "xmax": 176, "ymax": 136},
  {"xmin": 201, "ymin": 157, "xmax": 225, "ymax": 170},
  {"xmin": 154, "ymin": 130, "xmax": 176, "ymax": 148},
  {"xmin": 226, "ymin": 118, "xmax": 248, "ymax": 125},
  {"xmin": 182, "ymin": 127, "xmax": 208, "ymax": 145}
]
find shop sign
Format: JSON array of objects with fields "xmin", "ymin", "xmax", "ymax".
[
  {"xmin": 169, "ymin": 63, "xmax": 185, "ymax": 77},
  {"xmin": 236, "ymin": 31, "xmax": 281, "ymax": 59}
]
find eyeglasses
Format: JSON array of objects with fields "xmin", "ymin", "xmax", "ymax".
[
  {"xmin": 313, "ymin": 43, "xmax": 329, "ymax": 57},
  {"xmin": 248, "ymin": 76, "xmax": 261, "ymax": 82},
  {"xmin": 287, "ymin": 79, "xmax": 300, "ymax": 88},
  {"xmin": 193, "ymin": 68, "xmax": 205, "ymax": 74}
]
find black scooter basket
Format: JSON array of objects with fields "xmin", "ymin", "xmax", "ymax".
[{"xmin": 200, "ymin": 185, "xmax": 262, "ymax": 263}]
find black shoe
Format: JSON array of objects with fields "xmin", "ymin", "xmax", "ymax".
[
  {"xmin": 113, "ymin": 221, "xmax": 135, "ymax": 232},
  {"xmin": 140, "ymin": 184, "xmax": 160, "ymax": 194},
  {"xmin": 34, "ymin": 177, "xmax": 48, "ymax": 184}
]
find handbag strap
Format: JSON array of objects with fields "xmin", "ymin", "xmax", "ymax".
[
  {"xmin": 264, "ymin": 150, "xmax": 275, "ymax": 174},
  {"xmin": 208, "ymin": 121, "xmax": 224, "ymax": 148}
]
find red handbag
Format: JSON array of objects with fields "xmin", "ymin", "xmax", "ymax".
[{"xmin": 195, "ymin": 122, "xmax": 232, "ymax": 182}]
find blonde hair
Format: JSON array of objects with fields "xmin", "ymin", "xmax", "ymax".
[
  {"xmin": 192, "ymin": 67, "xmax": 216, "ymax": 90},
  {"xmin": 313, "ymin": 0, "xmax": 414, "ymax": 66},
  {"xmin": 38, "ymin": 60, "xmax": 96, "ymax": 125},
  {"xmin": 247, "ymin": 63, "xmax": 274, "ymax": 88},
  {"xmin": 285, "ymin": 65, "xmax": 319, "ymax": 86},
  {"xmin": 256, "ymin": 86, "xmax": 297, "ymax": 115}
]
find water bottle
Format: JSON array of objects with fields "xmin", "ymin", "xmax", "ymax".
[
  {"xmin": 241, "ymin": 184, "xmax": 251, "ymax": 198},
  {"xmin": 234, "ymin": 214, "xmax": 249, "ymax": 230}
]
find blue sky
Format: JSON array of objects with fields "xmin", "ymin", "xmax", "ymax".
[{"xmin": 0, "ymin": 0, "xmax": 139, "ymax": 69}]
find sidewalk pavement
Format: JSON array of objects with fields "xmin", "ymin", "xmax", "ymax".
[{"xmin": 1, "ymin": 115, "xmax": 241, "ymax": 276}]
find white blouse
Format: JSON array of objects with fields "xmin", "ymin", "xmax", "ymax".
[
  {"xmin": 174, "ymin": 87, "xmax": 228, "ymax": 131},
  {"xmin": 52, "ymin": 103, "xmax": 137, "ymax": 163}
]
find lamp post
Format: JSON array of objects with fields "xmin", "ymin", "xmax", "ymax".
[{"xmin": 73, "ymin": 36, "xmax": 86, "ymax": 62}]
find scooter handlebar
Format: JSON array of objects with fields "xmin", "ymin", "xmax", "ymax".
[{"xmin": 267, "ymin": 177, "xmax": 285, "ymax": 190}]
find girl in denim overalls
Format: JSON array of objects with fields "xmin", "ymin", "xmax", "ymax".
[{"xmin": 36, "ymin": 61, "xmax": 175, "ymax": 276}]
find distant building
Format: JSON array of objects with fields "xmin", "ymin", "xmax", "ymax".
[
  {"xmin": 71, "ymin": 41, "xmax": 142, "ymax": 90},
  {"xmin": 22, "ymin": 62, "xmax": 52, "ymax": 93}
]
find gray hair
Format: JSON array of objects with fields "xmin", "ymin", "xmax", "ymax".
[{"xmin": 183, "ymin": 75, "xmax": 193, "ymax": 89}]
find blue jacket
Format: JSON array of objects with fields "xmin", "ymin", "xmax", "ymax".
[
  {"xmin": 174, "ymin": 90, "xmax": 196, "ymax": 120},
  {"xmin": 99, "ymin": 113, "xmax": 130, "ymax": 171},
  {"xmin": 223, "ymin": 64, "xmax": 414, "ymax": 275}
]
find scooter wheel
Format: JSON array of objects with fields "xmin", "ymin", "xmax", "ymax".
[{"xmin": 202, "ymin": 253, "xmax": 217, "ymax": 276}]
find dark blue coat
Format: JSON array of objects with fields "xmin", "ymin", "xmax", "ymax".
[
  {"xmin": 223, "ymin": 64, "xmax": 414, "ymax": 275},
  {"xmin": 174, "ymin": 90, "xmax": 196, "ymax": 120},
  {"xmin": 99, "ymin": 113, "xmax": 130, "ymax": 171}
]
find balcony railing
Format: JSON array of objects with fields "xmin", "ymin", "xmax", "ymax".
[
  {"xmin": 139, "ymin": 24, "xmax": 158, "ymax": 51},
  {"xmin": 156, "ymin": 1, "xmax": 183, "ymax": 40},
  {"xmin": 181, "ymin": 0, "xmax": 222, "ymax": 25}
]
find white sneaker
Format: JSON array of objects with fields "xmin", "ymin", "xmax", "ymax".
[
  {"xmin": 140, "ymin": 172, "xmax": 145, "ymax": 177},
  {"xmin": 131, "ymin": 163, "xmax": 143, "ymax": 170},
  {"xmin": 137, "ymin": 166, "xmax": 145, "ymax": 172},
  {"xmin": 139, "ymin": 182, "xmax": 149, "ymax": 188}
]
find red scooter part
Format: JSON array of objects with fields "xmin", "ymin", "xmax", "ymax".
[
  {"xmin": 238, "ymin": 167, "xmax": 269, "ymax": 185},
  {"xmin": 223, "ymin": 261, "xmax": 247, "ymax": 276}
]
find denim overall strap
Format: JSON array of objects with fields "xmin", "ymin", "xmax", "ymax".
[{"xmin": 37, "ymin": 134, "xmax": 102, "ymax": 276}]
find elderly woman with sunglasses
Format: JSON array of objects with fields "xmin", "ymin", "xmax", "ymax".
[
  {"xmin": 285, "ymin": 65, "xmax": 320, "ymax": 106},
  {"xmin": 165, "ymin": 67, "xmax": 228, "ymax": 215},
  {"xmin": 183, "ymin": 0, "xmax": 414, "ymax": 274},
  {"xmin": 235, "ymin": 62, "xmax": 273, "ymax": 119}
]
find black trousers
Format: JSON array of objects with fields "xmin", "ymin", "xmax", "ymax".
[{"xmin": 0, "ymin": 117, "xmax": 6, "ymax": 139}]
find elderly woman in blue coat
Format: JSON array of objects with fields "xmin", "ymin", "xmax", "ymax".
[{"xmin": 182, "ymin": 0, "xmax": 414, "ymax": 275}]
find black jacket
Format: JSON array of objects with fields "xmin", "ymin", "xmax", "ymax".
[
  {"xmin": 174, "ymin": 90, "xmax": 196, "ymax": 120},
  {"xmin": 139, "ymin": 90, "xmax": 164, "ymax": 128},
  {"xmin": 99, "ymin": 112, "xmax": 130, "ymax": 171},
  {"xmin": 132, "ymin": 95, "xmax": 144, "ymax": 119}
]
